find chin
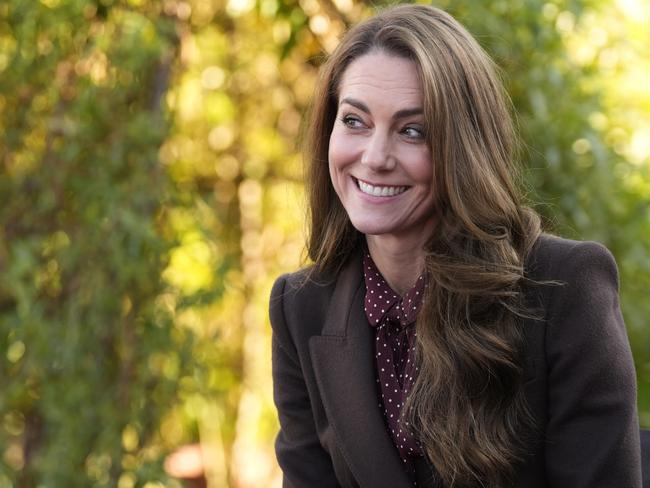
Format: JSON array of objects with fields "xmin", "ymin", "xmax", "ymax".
[{"xmin": 348, "ymin": 218, "xmax": 391, "ymax": 236}]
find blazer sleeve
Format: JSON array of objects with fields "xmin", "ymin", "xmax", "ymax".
[
  {"xmin": 269, "ymin": 276, "xmax": 342, "ymax": 488},
  {"xmin": 544, "ymin": 241, "xmax": 641, "ymax": 487}
]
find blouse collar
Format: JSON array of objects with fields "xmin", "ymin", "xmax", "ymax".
[{"xmin": 362, "ymin": 251, "xmax": 426, "ymax": 328}]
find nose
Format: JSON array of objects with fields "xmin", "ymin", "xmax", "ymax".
[{"xmin": 360, "ymin": 131, "xmax": 395, "ymax": 171}]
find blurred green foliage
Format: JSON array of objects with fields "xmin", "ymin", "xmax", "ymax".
[
  {"xmin": 0, "ymin": 0, "xmax": 648, "ymax": 486},
  {"xmin": 0, "ymin": 1, "xmax": 195, "ymax": 486}
]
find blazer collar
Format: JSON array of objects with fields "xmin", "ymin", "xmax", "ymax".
[{"xmin": 309, "ymin": 252, "xmax": 413, "ymax": 487}]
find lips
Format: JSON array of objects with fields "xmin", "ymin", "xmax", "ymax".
[{"xmin": 356, "ymin": 178, "xmax": 408, "ymax": 197}]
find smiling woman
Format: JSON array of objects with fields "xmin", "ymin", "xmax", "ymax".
[
  {"xmin": 328, "ymin": 52, "xmax": 435, "ymax": 294},
  {"xmin": 269, "ymin": 4, "xmax": 640, "ymax": 488}
]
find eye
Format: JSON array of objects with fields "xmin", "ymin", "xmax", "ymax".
[
  {"xmin": 340, "ymin": 115, "xmax": 365, "ymax": 129},
  {"xmin": 401, "ymin": 125, "xmax": 425, "ymax": 140}
]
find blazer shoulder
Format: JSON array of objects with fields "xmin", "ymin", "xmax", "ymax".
[
  {"xmin": 270, "ymin": 266, "xmax": 337, "ymax": 309},
  {"xmin": 531, "ymin": 236, "xmax": 639, "ymax": 487},
  {"xmin": 269, "ymin": 266, "xmax": 338, "ymax": 345},
  {"xmin": 527, "ymin": 233, "xmax": 617, "ymax": 284}
]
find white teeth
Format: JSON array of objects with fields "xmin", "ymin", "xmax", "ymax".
[{"xmin": 357, "ymin": 180, "xmax": 407, "ymax": 197}]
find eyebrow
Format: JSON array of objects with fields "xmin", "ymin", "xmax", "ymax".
[{"xmin": 340, "ymin": 97, "xmax": 423, "ymax": 119}]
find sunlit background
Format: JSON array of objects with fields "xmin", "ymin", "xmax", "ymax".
[{"xmin": 0, "ymin": 0, "xmax": 648, "ymax": 486}]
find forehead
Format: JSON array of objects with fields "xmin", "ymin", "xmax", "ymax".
[{"xmin": 337, "ymin": 51, "xmax": 423, "ymax": 103}]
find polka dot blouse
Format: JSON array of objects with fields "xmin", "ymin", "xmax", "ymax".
[{"xmin": 363, "ymin": 252, "xmax": 425, "ymax": 480}]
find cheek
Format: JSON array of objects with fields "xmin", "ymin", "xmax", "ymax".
[
  {"xmin": 401, "ymin": 147, "xmax": 433, "ymax": 185},
  {"xmin": 328, "ymin": 126, "xmax": 358, "ymax": 170},
  {"xmin": 328, "ymin": 132, "xmax": 345, "ymax": 194},
  {"xmin": 327, "ymin": 128, "xmax": 344, "ymax": 169}
]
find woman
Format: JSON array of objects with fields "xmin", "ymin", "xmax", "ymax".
[{"xmin": 269, "ymin": 5, "xmax": 640, "ymax": 487}]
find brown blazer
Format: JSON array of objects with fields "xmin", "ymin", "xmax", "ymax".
[{"xmin": 270, "ymin": 234, "xmax": 641, "ymax": 487}]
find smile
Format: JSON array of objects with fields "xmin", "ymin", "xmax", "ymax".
[{"xmin": 356, "ymin": 179, "xmax": 408, "ymax": 197}]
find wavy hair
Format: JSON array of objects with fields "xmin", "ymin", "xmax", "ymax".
[{"xmin": 304, "ymin": 5, "xmax": 541, "ymax": 487}]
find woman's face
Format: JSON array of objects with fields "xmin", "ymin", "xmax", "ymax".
[{"xmin": 328, "ymin": 51, "xmax": 436, "ymax": 247}]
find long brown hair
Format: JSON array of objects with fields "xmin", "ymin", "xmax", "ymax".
[{"xmin": 304, "ymin": 5, "xmax": 541, "ymax": 487}]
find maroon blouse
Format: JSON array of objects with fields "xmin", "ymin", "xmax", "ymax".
[{"xmin": 362, "ymin": 252, "xmax": 425, "ymax": 479}]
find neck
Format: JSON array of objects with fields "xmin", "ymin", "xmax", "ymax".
[{"xmin": 365, "ymin": 234, "xmax": 428, "ymax": 296}]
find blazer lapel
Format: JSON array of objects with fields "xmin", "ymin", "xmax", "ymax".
[{"xmin": 309, "ymin": 255, "xmax": 413, "ymax": 488}]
